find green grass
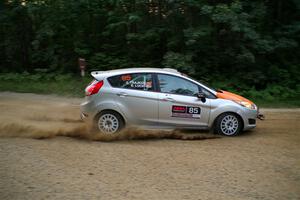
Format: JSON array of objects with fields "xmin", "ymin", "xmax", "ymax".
[
  {"xmin": 0, "ymin": 73, "xmax": 91, "ymax": 98},
  {"xmin": 0, "ymin": 73, "xmax": 299, "ymax": 107},
  {"xmin": 252, "ymin": 98, "xmax": 300, "ymax": 108}
]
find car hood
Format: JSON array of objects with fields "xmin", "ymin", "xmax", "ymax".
[{"xmin": 216, "ymin": 90, "xmax": 254, "ymax": 104}]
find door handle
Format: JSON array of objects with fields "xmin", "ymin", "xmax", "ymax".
[
  {"xmin": 163, "ymin": 97, "xmax": 175, "ymax": 102},
  {"xmin": 117, "ymin": 92, "xmax": 128, "ymax": 97}
]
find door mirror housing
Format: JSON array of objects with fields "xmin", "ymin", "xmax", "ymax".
[{"xmin": 197, "ymin": 92, "xmax": 206, "ymax": 103}]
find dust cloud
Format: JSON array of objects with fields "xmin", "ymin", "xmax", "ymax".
[
  {"xmin": 0, "ymin": 92, "xmax": 219, "ymax": 141},
  {"xmin": 0, "ymin": 122, "xmax": 219, "ymax": 141}
]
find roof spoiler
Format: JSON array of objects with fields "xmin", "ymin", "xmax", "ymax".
[{"xmin": 91, "ymin": 71, "xmax": 104, "ymax": 80}]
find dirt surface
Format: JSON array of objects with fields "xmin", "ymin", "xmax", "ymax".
[{"xmin": 0, "ymin": 92, "xmax": 299, "ymax": 200}]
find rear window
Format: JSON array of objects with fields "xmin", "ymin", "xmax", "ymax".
[{"xmin": 108, "ymin": 73, "xmax": 153, "ymax": 91}]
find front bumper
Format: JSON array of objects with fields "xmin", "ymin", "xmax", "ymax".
[
  {"xmin": 240, "ymin": 108, "xmax": 258, "ymax": 131},
  {"xmin": 241, "ymin": 107, "xmax": 265, "ymax": 130}
]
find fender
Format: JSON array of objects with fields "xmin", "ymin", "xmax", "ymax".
[
  {"xmin": 208, "ymin": 99, "xmax": 246, "ymax": 128},
  {"xmin": 94, "ymin": 101, "xmax": 128, "ymax": 123}
]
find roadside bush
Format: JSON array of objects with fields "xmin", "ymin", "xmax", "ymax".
[{"xmin": 0, "ymin": 72, "xmax": 299, "ymax": 106}]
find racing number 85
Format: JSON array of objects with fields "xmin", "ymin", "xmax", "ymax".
[{"xmin": 187, "ymin": 107, "xmax": 200, "ymax": 114}]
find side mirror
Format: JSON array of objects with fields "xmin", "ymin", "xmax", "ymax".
[{"xmin": 197, "ymin": 92, "xmax": 206, "ymax": 103}]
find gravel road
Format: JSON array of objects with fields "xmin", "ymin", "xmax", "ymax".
[{"xmin": 0, "ymin": 92, "xmax": 299, "ymax": 200}]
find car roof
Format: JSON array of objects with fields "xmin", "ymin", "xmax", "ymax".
[
  {"xmin": 91, "ymin": 67, "xmax": 217, "ymax": 95},
  {"xmin": 91, "ymin": 68, "xmax": 180, "ymax": 78}
]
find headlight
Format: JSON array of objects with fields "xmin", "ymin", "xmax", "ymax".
[{"xmin": 233, "ymin": 100, "xmax": 257, "ymax": 110}]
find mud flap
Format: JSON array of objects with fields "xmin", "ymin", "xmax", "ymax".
[{"xmin": 257, "ymin": 113, "xmax": 265, "ymax": 120}]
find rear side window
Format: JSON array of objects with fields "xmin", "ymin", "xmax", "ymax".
[{"xmin": 108, "ymin": 73, "xmax": 153, "ymax": 91}]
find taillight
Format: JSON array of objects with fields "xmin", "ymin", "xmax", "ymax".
[{"xmin": 85, "ymin": 80, "xmax": 104, "ymax": 96}]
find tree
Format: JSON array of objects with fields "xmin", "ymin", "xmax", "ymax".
[{"xmin": 0, "ymin": 0, "xmax": 299, "ymax": 93}]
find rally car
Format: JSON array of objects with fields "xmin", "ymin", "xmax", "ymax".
[{"xmin": 80, "ymin": 68, "xmax": 263, "ymax": 136}]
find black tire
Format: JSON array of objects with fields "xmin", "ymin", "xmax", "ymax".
[
  {"xmin": 94, "ymin": 111, "xmax": 125, "ymax": 134},
  {"xmin": 214, "ymin": 113, "xmax": 242, "ymax": 136}
]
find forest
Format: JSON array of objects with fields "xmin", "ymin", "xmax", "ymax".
[{"xmin": 0, "ymin": 0, "xmax": 299, "ymax": 105}]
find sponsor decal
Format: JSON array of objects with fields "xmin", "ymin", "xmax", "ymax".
[
  {"xmin": 121, "ymin": 75, "xmax": 132, "ymax": 81},
  {"xmin": 125, "ymin": 80, "xmax": 148, "ymax": 88},
  {"xmin": 172, "ymin": 106, "xmax": 186, "ymax": 113},
  {"xmin": 171, "ymin": 105, "xmax": 201, "ymax": 118}
]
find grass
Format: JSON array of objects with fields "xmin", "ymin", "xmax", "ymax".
[
  {"xmin": 0, "ymin": 73, "xmax": 91, "ymax": 98},
  {"xmin": 252, "ymin": 98, "xmax": 300, "ymax": 108},
  {"xmin": 0, "ymin": 79, "xmax": 89, "ymax": 97},
  {"xmin": 0, "ymin": 73, "xmax": 299, "ymax": 107}
]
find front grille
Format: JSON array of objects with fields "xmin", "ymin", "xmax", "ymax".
[{"xmin": 248, "ymin": 119, "xmax": 256, "ymax": 125}]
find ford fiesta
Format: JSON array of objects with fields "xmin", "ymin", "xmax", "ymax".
[{"xmin": 80, "ymin": 68, "xmax": 263, "ymax": 136}]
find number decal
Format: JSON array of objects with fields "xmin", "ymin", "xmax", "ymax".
[
  {"xmin": 187, "ymin": 107, "xmax": 200, "ymax": 114},
  {"xmin": 172, "ymin": 105, "xmax": 201, "ymax": 118}
]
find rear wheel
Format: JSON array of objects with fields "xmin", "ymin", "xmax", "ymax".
[
  {"xmin": 95, "ymin": 111, "xmax": 124, "ymax": 134},
  {"xmin": 214, "ymin": 113, "xmax": 242, "ymax": 136}
]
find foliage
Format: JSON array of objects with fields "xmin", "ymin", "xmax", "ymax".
[
  {"xmin": 162, "ymin": 52, "xmax": 194, "ymax": 74},
  {"xmin": 0, "ymin": 0, "xmax": 299, "ymax": 104}
]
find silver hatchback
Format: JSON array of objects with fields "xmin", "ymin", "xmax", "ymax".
[{"xmin": 80, "ymin": 68, "xmax": 261, "ymax": 136}]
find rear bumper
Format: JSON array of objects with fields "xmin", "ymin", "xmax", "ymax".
[
  {"xmin": 80, "ymin": 98, "xmax": 96, "ymax": 123},
  {"xmin": 80, "ymin": 112, "xmax": 89, "ymax": 121}
]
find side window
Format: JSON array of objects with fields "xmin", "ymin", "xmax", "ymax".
[
  {"xmin": 108, "ymin": 73, "xmax": 153, "ymax": 91},
  {"xmin": 199, "ymin": 86, "xmax": 216, "ymax": 99},
  {"xmin": 158, "ymin": 74, "xmax": 199, "ymax": 96}
]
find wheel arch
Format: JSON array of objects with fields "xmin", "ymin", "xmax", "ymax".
[
  {"xmin": 93, "ymin": 109, "xmax": 126, "ymax": 125},
  {"xmin": 212, "ymin": 111, "xmax": 244, "ymax": 131}
]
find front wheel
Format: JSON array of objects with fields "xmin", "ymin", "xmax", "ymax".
[
  {"xmin": 214, "ymin": 113, "xmax": 242, "ymax": 136},
  {"xmin": 95, "ymin": 111, "xmax": 124, "ymax": 134}
]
